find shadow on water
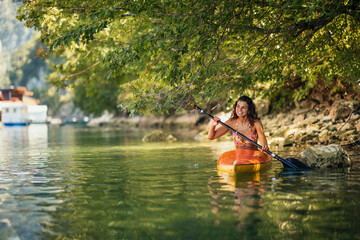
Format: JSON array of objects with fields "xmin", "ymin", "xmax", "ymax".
[{"xmin": 276, "ymin": 169, "xmax": 311, "ymax": 179}]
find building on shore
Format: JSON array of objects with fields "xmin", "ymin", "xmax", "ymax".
[{"xmin": 0, "ymin": 86, "xmax": 48, "ymax": 126}]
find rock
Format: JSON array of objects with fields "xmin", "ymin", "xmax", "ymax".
[
  {"xmin": 305, "ymin": 125, "xmax": 321, "ymax": 134},
  {"xmin": 335, "ymin": 122, "xmax": 354, "ymax": 133},
  {"xmin": 266, "ymin": 117, "xmax": 280, "ymax": 129},
  {"xmin": 284, "ymin": 128, "xmax": 298, "ymax": 139},
  {"xmin": 194, "ymin": 134, "xmax": 204, "ymax": 141},
  {"xmin": 325, "ymin": 124, "xmax": 338, "ymax": 132},
  {"xmin": 301, "ymin": 116, "xmax": 320, "ymax": 126},
  {"xmin": 330, "ymin": 100, "xmax": 359, "ymax": 123},
  {"xmin": 269, "ymin": 126, "xmax": 288, "ymax": 138},
  {"xmin": 283, "ymin": 128, "xmax": 306, "ymax": 146},
  {"xmin": 254, "ymin": 99, "xmax": 269, "ymax": 116},
  {"xmin": 320, "ymin": 121, "xmax": 331, "ymax": 129},
  {"xmin": 301, "ymin": 126, "xmax": 320, "ymax": 144},
  {"xmin": 279, "ymin": 113, "xmax": 293, "ymax": 126},
  {"xmin": 295, "ymin": 99, "xmax": 316, "ymax": 110},
  {"xmin": 142, "ymin": 130, "xmax": 177, "ymax": 142},
  {"xmin": 347, "ymin": 134, "xmax": 360, "ymax": 142},
  {"xmin": 321, "ymin": 115, "xmax": 332, "ymax": 123},
  {"xmin": 297, "ymin": 144, "xmax": 352, "ymax": 168},
  {"xmin": 293, "ymin": 114, "xmax": 305, "ymax": 124},
  {"xmin": 314, "ymin": 113, "xmax": 325, "ymax": 122},
  {"xmin": 166, "ymin": 134, "xmax": 177, "ymax": 142},
  {"xmin": 194, "ymin": 129, "xmax": 209, "ymax": 141},
  {"xmin": 287, "ymin": 115, "xmax": 295, "ymax": 123},
  {"xmin": 349, "ymin": 114, "xmax": 360, "ymax": 124},
  {"xmin": 87, "ymin": 111, "xmax": 114, "ymax": 127},
  {"xmin": 300, "ymin": 134, "xmax": 317, "ymax": 143},
  {"xmin": 164, "ymin": 111, "xmax": 201, "ymax": 128},
  {"xmin": 283, "ymin": 137, "xmax": 294, "ymax": 147},
  {"xmin": 356, "ymin": 122, "xmax": 360, "ymax": 132},
  {"xmin": 268, "ymin": 137, "xmax": 285, "ymax": 148},
  {"xmin": 318, "ymin": 129, "xmax": 330, "ymax": 144}
]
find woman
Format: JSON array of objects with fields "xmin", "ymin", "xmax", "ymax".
[{"xmin": 207, "ymin": 96, "xmax": 269, "ymax": 151}]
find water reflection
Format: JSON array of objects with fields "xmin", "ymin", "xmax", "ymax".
[
  {"xmin": 0, "ymin": 125, "xmax": 48, "ymax": 160},
  {"xmin": 257, "ymin": 169, "xmax": 356, "ymax": 239},
  {"xmin": 208, "ymin": 170, "xmax": 272, "ymax": 231},
  {"xmin": 206, "ymin": 163, "xmax": 360, "ymax": 239},
  {"xmin": 0, "ymin": 126, "xmax": 359, "ymax": 239},
  {"xmin": 34, "ymin": 139, "xmax": 218, "ymax": 239},
  {"xmin": 0, "ymin": 125, "xmax": 63, "ymax": 240}
]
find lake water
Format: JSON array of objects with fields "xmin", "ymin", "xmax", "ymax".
[{"xmin": 0, "ymin": 125, "xmax": 359, "ymax": 240}]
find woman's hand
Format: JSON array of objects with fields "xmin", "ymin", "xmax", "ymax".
[
  {"xmin": 208, "ymin": 117, "xmax": 230, "ymax": 140},
  {"xmin": 211, "ymin": 116, "xmax": 220, "ymax": 127},
  {"xmin": 261, "ymin": 144, "xmax": 269, "ymax": 152}
]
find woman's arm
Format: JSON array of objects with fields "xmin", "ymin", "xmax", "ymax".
[
  {"xmin": 254, "ymin": 120, "xmax": 269, "ymax": 151},
  {"xmin": 208, "ymin": 117, "xmax": 230, "ymax": 140}
]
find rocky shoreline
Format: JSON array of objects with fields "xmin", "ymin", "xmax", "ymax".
[
  {"xmin": 86, "ymin": 99, "xmax": 360, "ymax": 169},
  {"xmin": 260, "ymin": 99, "xmax": 360, "ymax": 148},
  {"xmin": 87, "ymin": 99, "xmax": 360, "ymax": 148}
]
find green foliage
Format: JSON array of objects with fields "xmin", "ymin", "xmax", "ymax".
[
  {"xmin": 17, "ymin": 0, "xmax": 360, "ymax": 114},
  {"xmin": 72, "ymin": 77, "xmax": 122, "ymax": 116}
]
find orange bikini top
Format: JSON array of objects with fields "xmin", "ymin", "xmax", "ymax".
[{"xmin": 233, "ymin": 121, "xmax": 257, "ymax": 145}]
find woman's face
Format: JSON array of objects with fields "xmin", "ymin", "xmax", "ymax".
[{"xmin": 235, "ymin": 101, "xmax": 249, "ymax": 117}]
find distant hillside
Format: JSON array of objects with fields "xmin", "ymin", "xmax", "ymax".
[
  {"xmin": 0, "ymin": 0, "xmax": 47, "ymax": 90},
  {"xmin": 0, "ymin": 0, "xmax": 34, "ymax": 52},
  {"xmin": 0, "ymin": 0, "xmax": 89, "ymax": 119}
]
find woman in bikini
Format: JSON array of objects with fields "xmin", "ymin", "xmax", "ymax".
[{"xmin": 207, "ymin": 96, "xmax": 269, "ymax": 151}]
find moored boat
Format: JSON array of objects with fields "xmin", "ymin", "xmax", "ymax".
[
  {"xmin": 217, "ymin": 149, "xmax": 272, "ymax": 175},
  {"xmin": 0, "ymin": 86, "xmax": 48, "ymax": 126}
]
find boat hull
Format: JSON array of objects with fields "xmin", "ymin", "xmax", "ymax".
[
  {"xmin": 3, "ymin": 122, "xmax": 30, "ymax": 126},
  {"xmin": 217, "ymin": 149, "xmax": 272, "ymax": 175}
]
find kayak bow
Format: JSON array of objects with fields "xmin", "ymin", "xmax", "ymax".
[{"xmin": 217, "ymin": 149, "xmax": 272, "ymax": 175}]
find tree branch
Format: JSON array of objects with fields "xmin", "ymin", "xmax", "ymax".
[{"xmin": 66, "ymin": 62, "xmax": 100, "ymax": 79}]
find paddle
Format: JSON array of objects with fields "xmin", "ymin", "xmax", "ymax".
[{"xmin": 190, "ymin": 103, "xmax": 312, "ymax": 170}]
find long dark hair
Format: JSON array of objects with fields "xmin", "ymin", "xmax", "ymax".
[{"xmin": 230, "ymin": 96, "xmax": 259, "ymax": 125}]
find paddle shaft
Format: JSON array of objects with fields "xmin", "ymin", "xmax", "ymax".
[{"xmin": 194, "ymin": 105, "xmax": 286, "ymax": 163}]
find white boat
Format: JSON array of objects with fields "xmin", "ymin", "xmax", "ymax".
[
  {"xmin": 0, "ymin": 101, "xmax": 30, "ymax": 126},
  {"xmin": 0, "ymin": 102, "xmax": 48, "ymax": 126},
  {"xmin": 27, "ymin": 105, "xmax": 48, "ymax": 124},
  {"xmin": 0, "ymin": 87, "xmax": 48, "ymax": 126}
]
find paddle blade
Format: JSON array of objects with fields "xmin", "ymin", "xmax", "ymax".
[{"xmin": 283, "ymin": 158, "xmax": 312, "ymax": 170}]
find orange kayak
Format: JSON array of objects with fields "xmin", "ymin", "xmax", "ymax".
[{"xmin": 217, "ymin": 149, "xmax": 272, "ymax": 175}]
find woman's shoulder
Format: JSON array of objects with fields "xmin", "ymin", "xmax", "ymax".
[{"xmin": 253, "ymin": 119, "xmax": 263, "ymax": 126}]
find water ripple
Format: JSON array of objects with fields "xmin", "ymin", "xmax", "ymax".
[{"xmin": 1, "ymin": 126, "xmax": 360, "ymax": 239}]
